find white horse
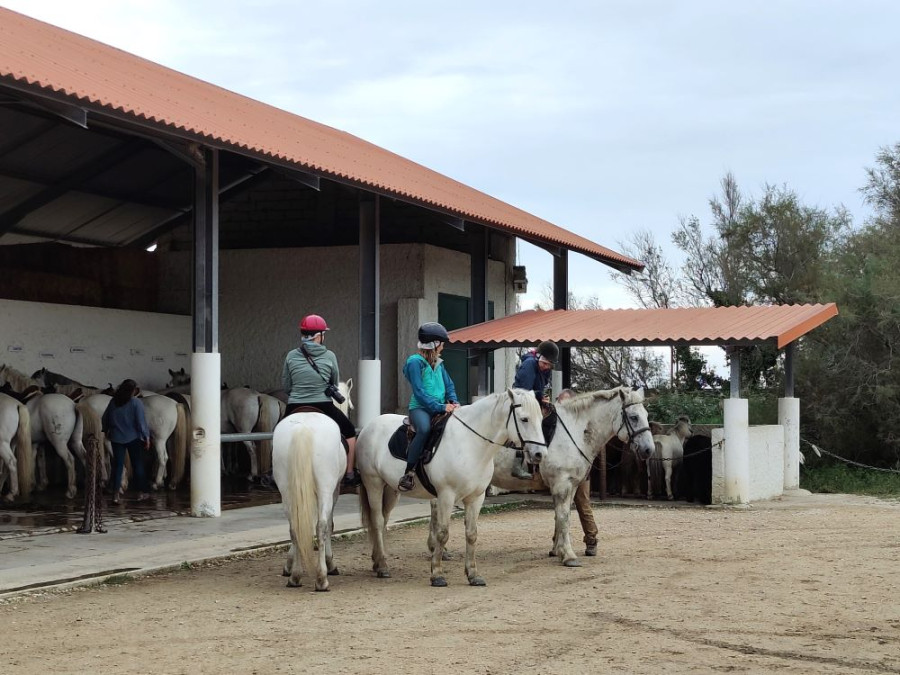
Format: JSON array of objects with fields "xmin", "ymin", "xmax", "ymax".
[
  {"xmin": 492, "ymin": 387, "xmax": 655, "ymax": 566},
  {"xmin": 0, "ymin": 392, "xmax": 35, "ymax": 501},
  {"xmin": 272, "ymin": 383, "xmax": 354, "ymax": 591},
  {"xmin": 221, "ymin": 387, "xmax": 283, "ymax": 479},
  {"xmin": 650, "ymin": 415, "xmax": 692, "ymax": 500},
  {"xmin": 357, "ymin": 388, "xmax": 546, "ymax": 587},
  {"xmin": 26, "ymin": 393, "xmax": 100, "ymax": 498}
]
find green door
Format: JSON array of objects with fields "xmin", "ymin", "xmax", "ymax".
[
  {"xmin": 438, "ymin": 293, "xmax": 469, "ymax": 403},
  {"xmin": 438, "ymin": 293, "xmax": 495, "ymax": 404}
]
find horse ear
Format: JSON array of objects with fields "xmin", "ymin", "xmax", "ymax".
[
  {"xmin": 618, "ymin": 388, "xmax": 626, "ymax": 402},
  {"xmin": 346, "ymin": 378, "xmax": 353, "ymax": 393},
  {"xmin": 169, "ymin": 369, "xmax": 176, "ymax": 377},
  {"xmin": 506, "ymin": 387, "xmax": 515, "ymax": 401},
  {"xmin": 634, "ymin": 387, "xmax": 644, "ymax": 400}
]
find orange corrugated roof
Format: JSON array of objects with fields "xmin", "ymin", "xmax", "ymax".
[
  {"xmin": 447, "ymin": 304, "xmax": 839, "ymax": 349},
  {"xmin": 0, "ymin": 8, "xmax": 641, "ymax": 272}
]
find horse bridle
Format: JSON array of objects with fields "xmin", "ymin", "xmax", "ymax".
[
  {"xmin": 617, "ymin": 399, "xmax": 652, "ymax": 446},
  {"xmin": 451, "ymin": 400, "xmax": 547, "ymax": 452}
]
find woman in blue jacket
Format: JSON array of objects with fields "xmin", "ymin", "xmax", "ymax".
[
  {"xmin": 102, "ymin": 378, "xmax": 151, "ymax": 504},
  {"xmin": 398, "ymin": 322, "xmax": 459, "ymax": 492}
]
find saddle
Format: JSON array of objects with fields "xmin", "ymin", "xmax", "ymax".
[
  {"xmin": 388, "ymin": 412, "xmax": 451, "ymax": 496},
  {"xmin": 290, "ymin": 406, "xmax": 350, "ymax": 453}
]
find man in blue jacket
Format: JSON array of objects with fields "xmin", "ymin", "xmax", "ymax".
[{"xmin": 510, "ymin": 341, "xmax": 559, "ymax": 478}]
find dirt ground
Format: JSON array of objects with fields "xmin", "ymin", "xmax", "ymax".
[{"xmin": 1, "ymin": 494, "xmax": 899, "ymax": 675}]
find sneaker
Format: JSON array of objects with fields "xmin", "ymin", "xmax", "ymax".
[
  {"xmin": 397, "ymin": 472, "xmax": 415, "ymax": 492},
  {"xmin": 584, "ymin": 544, "xmax": 598, "ymax": 557}
]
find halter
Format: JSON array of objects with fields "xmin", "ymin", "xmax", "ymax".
[
  {"xmin": 451, "ymin": 400, "xmax": 547, "ymax": 452},
  {"xmin": 617, "ymin": 398, "xmax": 652, "ymax": 446}
]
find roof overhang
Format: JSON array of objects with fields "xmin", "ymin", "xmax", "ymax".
[
  {"xmin": 447, "ymin": 304, "xmax": 839, "ymax": 350},
  {"xmin": 0, "ymin": 8, "xmax": 643, "ymax": 273}
]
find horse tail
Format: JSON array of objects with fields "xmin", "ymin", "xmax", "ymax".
[
  {"xmin": 14, "ymin": 401, "xmax": 34, "ymax": 500},
  {"xmin": 257, "ymin": 395, "xmax": 274, "ymax": 477},
  {"xmin": 277, "ymin": 399, "xmax": 286, "ymax": 421},
  {"xmin": 169, "ymin": 402, "xmax": 188, "ymax": 489},
  {"xmin": 75, "ymin": 399, "xmax": 103, "ymax": 467},
  {"xmin": 285, "ymin": 425, "xmax": 318, "ymax": 577}
]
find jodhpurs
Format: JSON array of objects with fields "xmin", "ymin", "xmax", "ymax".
[{"xmin": 406, "ymin": 407, "xmax": 432, "ymax": 472}]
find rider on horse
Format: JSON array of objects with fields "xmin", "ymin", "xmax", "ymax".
[
  {"xmin": 282, "ymin": 314, "xmax": 360, "ymax": 488},
  {"xmin": 510, "ymin": 340, "xmax": 559, "ymax": 479},
  {"xmin": 397, "ymin": 322, "xmax": 460, "ymax": 492}
]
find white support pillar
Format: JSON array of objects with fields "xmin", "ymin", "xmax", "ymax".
[
  {"xmin": 190, "ymin": 352, "xmax": 221, "ymax": 517},
  {"xmin": 779, "ymin": 397, "xmax": 801, "ymax": 490},
  {"xmin": 357, "ymin": 359, "xmax": 381, "ymax": 429},
  {"xmin": 723, "ymin": 397, "xmax": 750, "ymax": 505}
]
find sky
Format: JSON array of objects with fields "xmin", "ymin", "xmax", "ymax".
[{"xmin": 5, "ymin": 0, "xmax": 899, "ymax": 371}]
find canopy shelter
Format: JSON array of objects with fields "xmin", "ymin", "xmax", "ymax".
[
  {"xmin": 449, "ymin": 303, "xmax": 840, "ymax": 504},
  {"xmin": 0, "ymin": 8, "xmax": 643, "ymax": 516}
]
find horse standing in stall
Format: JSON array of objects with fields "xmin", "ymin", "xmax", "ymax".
[
  {"xmin": 649, "ymin": 415, "xmax": 692, "ymax": 501},
  {"xmin": 356, "ymin": 389, "xmax": 546, "ymax": 587},
  {"xmin": 221, "ymin": 387, "xmax": 281, "ymax": 480},
  {"xmin": 272, "ymin": 382, "xmax": 354, "ymax": 591},
  {"xmin": 491, "ymin": 387, "xmax": 656, "ymax": 567},
  {"xmin": 0, "ymin": 392, "xmax": 35, "ymax": 501}
]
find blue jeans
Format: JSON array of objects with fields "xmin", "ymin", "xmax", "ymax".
[
  {"xmin": 406, "ymin": 408, "xmax": 433, "ymax": 472},
  {"xmin": 112, "ymin": 438, "xmax": 148, "ymax": 494}
]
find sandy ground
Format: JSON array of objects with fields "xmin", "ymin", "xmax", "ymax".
[{"xmin": 1, "ymin": 494, "xmax": 899, "ymax": 675}]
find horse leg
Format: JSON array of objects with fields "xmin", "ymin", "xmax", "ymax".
[
  {"xmin": 325, "ymin": 487, "xmax": 340, "ymax": 577},
  {"xmin": 286, "ymin": 522, "xmax": 303, "ymax": 588},
  {"xmin": 0, "ymin": 440, "xmax": 17, "ymax": 501},
  {"xmin": 282, "ymin": 525, "xmax": 295, "ymax": 577},
  {"xmin": 365, "ymin": 479, "xmax": 391, "ymax": 578},
  {"xmin": 429, "ymin": 492, "xmax": 454, "ymax": 587},
  {"xmin": 463, "ymin": 492, "xmax": 487, "ymax": 586},
  {"xmin": 34, "ymin": 446, "xmax": 48, "ymax": 491},
  {"xmin": 315, "ymin": 499, "xmax": 332, "ymax": 591},
  {"xmin": 53, "ymin": 439, "xmax": 78, "ymax": 499},
  {"xmin": 243, "ymin": 440, "xmax": 258, "ymax": 480},
  {"xmin": 553, "ymin": 484, "xmax": 581, "ymax": 567},
  {"xmin": 664, "ymin": 460, "xmax": 674, "ymax": 500},
  {"xmin": 647, "ymin": 461, "xmax": 654, "ymax": 500},
  {"xmin": 151, "ymin": 438, "xmax": 168, "ymax": 491},
  {"xmin": 426, "ymin": 499, "xmax": 451, "ymax": 560}
]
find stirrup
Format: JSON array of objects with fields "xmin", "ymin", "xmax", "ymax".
[{"xmin": 398, "ymin": 472, "xmax": 415, "ymax": 492}]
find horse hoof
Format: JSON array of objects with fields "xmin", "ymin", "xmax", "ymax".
[
  {"xmin": 286, "ymin": 579, "xmax": 302, "ymax": 588},
  {"xmin": 281, "ymin": 569, "xmax": 291, "ymax": 577},
  {"xmin": 563, "ymin": 558, "xmax": 582, "ymax": 568},
  {"xmin": 441, "ymin": 551, "xmax": 452, "ymax": 561},
  {"xmin": 315, "ymin": 585, "xmax": 330, "ymax": 592},
  {"xmin": 328, "ymin": 567, "xmax": 340, "ymax": 576},
  {"xmin": 468, "ymin": 576, "xmax": 487, "ymax": 587},
  {"xmin": 376, "ymin": 570, "xmax": 391, "ymax": 579},
  {"xmin": 431, "ymin": 576, "xmax": 448, "ymax": 587},
  {"xmin": 548, "ymin": 550, "xmax": 556, "ymax": 558}
]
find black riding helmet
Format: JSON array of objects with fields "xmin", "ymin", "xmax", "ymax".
[
  {"xmin": 537, "ymin": 340, "xmax": 560, "ymax": 364},
  {"xmin": 418, "ymin": 322, "xmax": 450, "ymax": 344}
]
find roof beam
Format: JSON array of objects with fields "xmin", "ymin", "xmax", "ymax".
[
  {"xmin": 0, "ymin": 138, "xmax": 146, "ymax": 236},
  {"xmin": 275, "ymin": 166, "xmax": 321, "ymax": 191},
  {"xmin": 0, "ymin": 164, "xmax": 188, "ymax": 211}
]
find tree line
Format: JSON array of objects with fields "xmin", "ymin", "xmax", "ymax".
[{"xmin": 565, "ymin": 143, "xmax": 900, "ymax": 469}]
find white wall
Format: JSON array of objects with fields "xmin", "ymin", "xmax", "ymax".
[
  {"xmin": 712, "ymin": 424, "xmax": 786, "ymax": 503},
  {"xmin": 159, "ymin": 242, "xmax": 516, "ymax": 415},
  {"xmin": 0, "ymin": 298, "xmax": 190, "ymax": 390}
]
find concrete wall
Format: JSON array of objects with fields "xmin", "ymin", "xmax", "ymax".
[
  {"xmin": 712, "ymin": 424, "xmax": 786, "ymax": 503},
  {"xmin": 159, "ymin": 242, "xmax": 516, "ymax": 415},
  {"xmin": 0, "ymin": 298, "xmax": 190, "ymax": 390}
]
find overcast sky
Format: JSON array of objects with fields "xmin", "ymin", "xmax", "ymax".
[{"xmin": 6, "ymin": 1, "xmax": 899, "ymax": 329}]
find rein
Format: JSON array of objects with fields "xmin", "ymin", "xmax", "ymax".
[
  {"xmin": 554, "ymin": 409, "xmax": 595, "ymax": 468},
  {"xmin": 450, "ymin": 400, "xmax": 547, "ymax": 452}
]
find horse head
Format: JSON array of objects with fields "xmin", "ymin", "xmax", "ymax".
[
  {"xmin": 617, "ymin": 387, "xmax": 655, "ymax": 461},
  {"xmin": 166, "ymin": 367, "xmax": 190, "ymax": 388},
  {"xmin": 505, "ymin": 388, "xmax": 547, "ymax": 465},
  {"xmin": 338, "ymin": 379, "xmax": 354, "ymax": 414}
]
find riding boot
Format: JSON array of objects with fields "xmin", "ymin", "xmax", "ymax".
[{"xmin": 511, "ymin": 453, "xmax": 533, "ymax": 480}]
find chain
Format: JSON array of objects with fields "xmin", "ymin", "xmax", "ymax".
[
  {"xmin": 77, "ymin": 433, "xmax": 107, "ymax": 534},
  {"xmin": 801, "ymin": 438, "xmax": 900, "ymax": 474}
]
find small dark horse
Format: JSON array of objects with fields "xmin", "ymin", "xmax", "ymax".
[{"xmin": 679, "ymin": 434, "xmax": 712, "ymax": 505}]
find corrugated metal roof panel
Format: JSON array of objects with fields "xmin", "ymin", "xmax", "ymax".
[
  {"xmin": 447, "ymin": 304, "xmax": 839, "ymax": 348},
  {"xmin": 0, "ymin": 8, "xmax": 641, "ymax": 271}
]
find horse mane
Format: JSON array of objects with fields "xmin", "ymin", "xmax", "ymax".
[
  {"xmin": 0, "ymin": 364, "xmax": 40, "ymax": 392},
  {"xmin": 557, "ymin": 386, "xmax": 639, "ymax": 417}
]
